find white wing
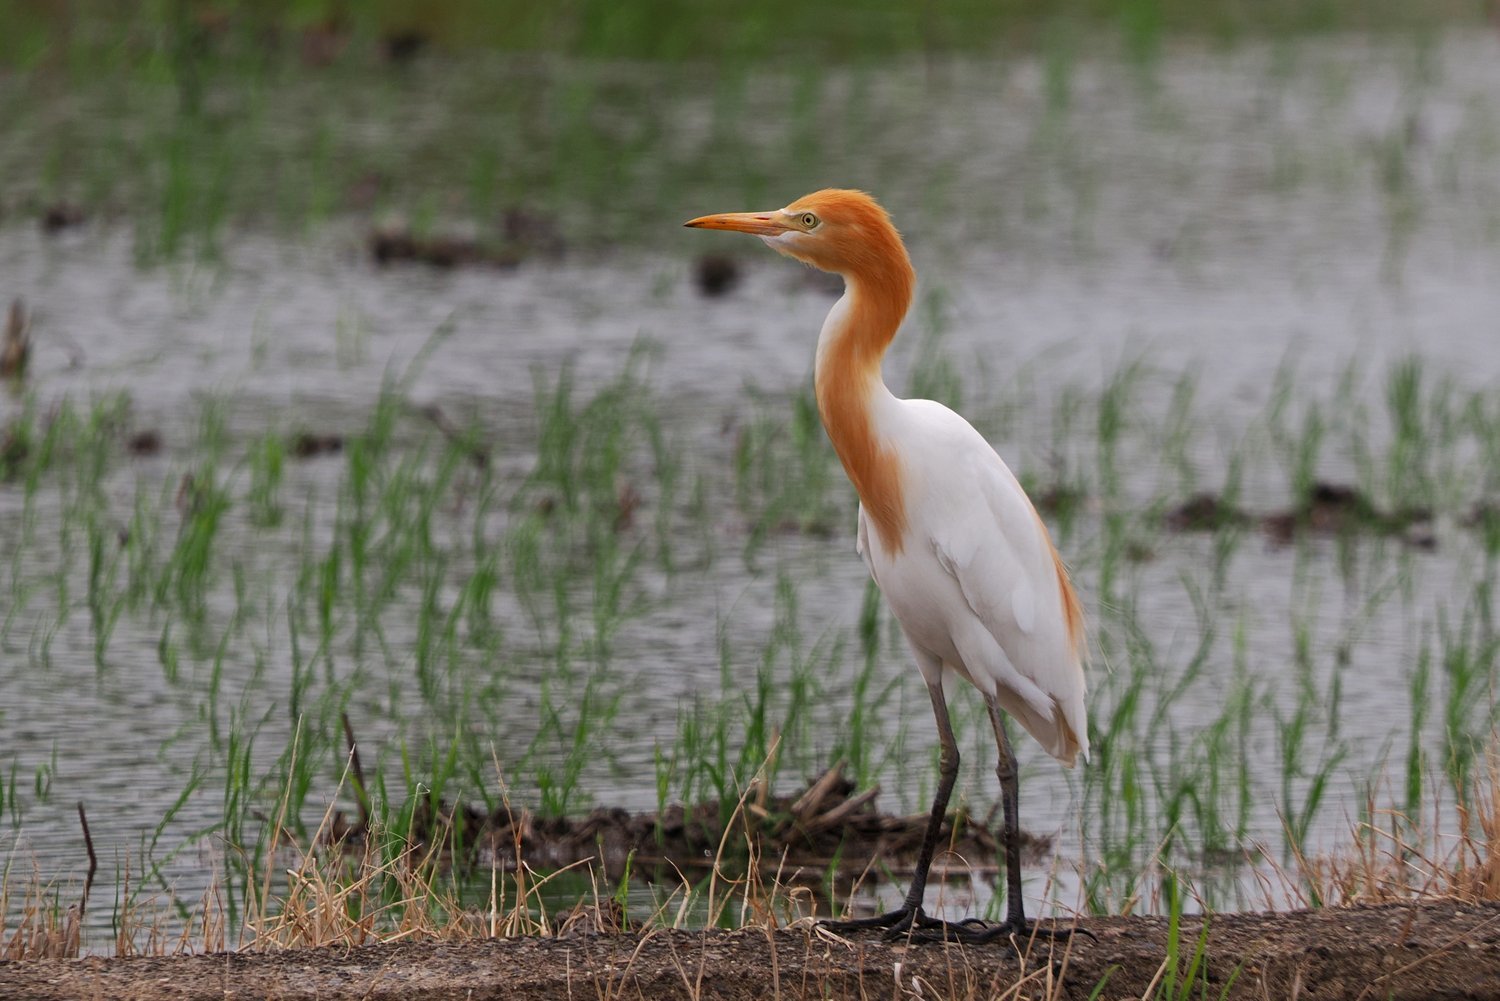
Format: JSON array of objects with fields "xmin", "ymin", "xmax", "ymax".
[{"xmin": 871, "ymin": 399, "xmax": 1089, "ymax": 766}]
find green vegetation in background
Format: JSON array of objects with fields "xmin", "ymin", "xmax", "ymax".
[
  {"xmin": 0, "ymin": 0, "xmax": 1485, "ymax": 263},
  {"xmin": 0, "ymin": 0, "xmax": 1476, "ymax": 67}
]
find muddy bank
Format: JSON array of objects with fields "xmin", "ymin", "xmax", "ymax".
[
  {"xmin": 4, "ymin": 900, "xmax": 1498, "ymax": 1000},
  {"xmin": 331, "ymin": 762, "xmax": 1047, "ymax": 889}
]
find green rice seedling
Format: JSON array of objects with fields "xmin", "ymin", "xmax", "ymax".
[
  {"xmin": 1262, "ymin": 359, "xmax": 1302, "ymax": 488},
  {"xmin": 154, "ymin": 621, "xmax": 179, "ymax": 684},
  {"xmin": 0, "ymin": 406, "xmax": 36, "ymax": 485},
  {"xmin": 455, "ymin": 552, "xmax": 505, "ymax": 663},
  {"xmin": 906, "ymin": 290, "xmax": 965, "ymax": 413},
  {"xmin": 643, "ymin": 417, "xmax": 686, "ymax": 573},
  {"xmin": 1178, "ymin": 641, "xmax": 1256, "ymax": 863},
  {"xmin": 122, "ymin": 760, "xmax": 212, "ymax": 931},
  {"xmin": 1437, "ymin": 594, "xmax": 1500, "ymax": 804},
  {"xmin": 246, "ymin": 432, "xmax": 285, "ymax": 529},
  {"xmin": 586, "ymin": 521, "xmax": 648, "ymax": 670},
  {"xmin": 1148, "ymin": 870, "xmax": 1241, "ymax": 1001},
  {"xmin": 301, "ymin": 124, "xmax": 342, "ymax": 236},
  {"xmin": 1092, "ymin": 359, "xmax": 1149, "ymax": 575},
  {"xmin": 1405, "ymin": 643, "xmax": 1432, "ymax": 821},
  {"xmin": 1093, "ymin": 509, "xmax": 1137, "ymax": 621},
  {"xmin": 0, "ymin": 761, "xmax": 15, "ymax": 828},
  {"xmin": 506, "ymin": 512, "xmax": 562, "ymax": 655},
  {"xmin": 1208, "ymin": 452, "xmax": 1248, "ymax": 594},
  {"xmin": 1471, "ymin": 392, "xmax": 1500, "ymax": 498},
  {"xmin": 523, "ymin": 349, "xmax": 661, "ymax": 532},
  {"xmin": 84, "ymin": 505, "xmax": 127, "ymax": 671},
  {"xmin": 531, "ymin": 672, "xmax": 621, "ymax": 819},
  {"xmin": 1275, "ymin": 683, "xmax": 1347, "ymax": 860},
  {"xmin": 1286, "ymin": 403, "xmax": 1325, "ymax": 516},
  {"xmin": 1383, "ymin": 358, "xmax": 1431, "ymax": 512},
  {"xmin": 161, "ymin": 468, "xmax": 232, "ymax": 625},
  {"xmin": 122, "ymin": 486, "xmax": 165, "ymax": 614},
  {"xmin": 1080, "ymin": 616, "xmax": 1152, "ymax": 905},
  {"xmin": 30, "ymin": 744, "xmax": 55, "ymax": 804},
  {"xmin": 1226, "ymin": 621, "xmax": 1257, "ymax": 843},
  {"xmin": 1148, "ymin": 582, "xmax": 1215, "ymax": 736},
  {"xmin": 733, "ymin": 383, "xmax": 845, "ymax": 558},
  {"xmin": 215, "ymin": 714, "xmax": 263, "ymax": 920},
  {"xmin": 652, "ymin": 742, "xmax": 675, "ymax": 843},
  {"xmin": 1158, "ymin": 369, "xmax": 1202, "ymax": 500},
  {"xmin": 836, "ymin": 579, "xmax": 903, "ymax": 788},
  {"xmin": 1025, "ymin": 384, "xmax": 1090, "ymax": 546},
  {"xmin": 412, "ymin": 555, "xmax": 453, "ymax": 709},
  {"xmin": 1117, "ymin": 0, "xmax": 1164, "ymax": 74},
  {"xmin": 1042, "ymin": 17, "xmax": 1077, "ymax": 118},
  {"xmin": 137, "ymin": 117, "xmax": 234, "ymax": 265},
  {"xmin": 310, "ymin": 532, "xmax": 343, "ymax": 672},
  {"xmin": 661, "ymin": 577, "xmax": 849, "ymax": 827}
]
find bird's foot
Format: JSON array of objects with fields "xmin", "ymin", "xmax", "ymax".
[
  {"xmin": 824, "ymin": 907, "xmax": 1097, "ymax": 952},
  {"xmin": 908, "ymin": 917, "xmax": 1096, "ymax": 950},
  {"xmin": 821, "ymin": 904, "xmax": 949, "ymax": 938}
]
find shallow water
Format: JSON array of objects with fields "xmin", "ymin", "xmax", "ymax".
[{"xmin": 2, "ymin": 30, "xmax": 1499, "ymax": 946}]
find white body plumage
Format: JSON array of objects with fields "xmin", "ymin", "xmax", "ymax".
[{"xmin": 851, "ymin": 385, "xmax": 1088, "ymax": 766}]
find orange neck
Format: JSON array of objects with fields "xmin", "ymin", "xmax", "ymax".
[{"xmin": 814, "ymin": 262, "xmax": 915, "ymax": 555}]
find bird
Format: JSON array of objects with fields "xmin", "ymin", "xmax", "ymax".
[{"xmin": 686, "ymin": 190, "xmax": 1087, "ymax": 944}]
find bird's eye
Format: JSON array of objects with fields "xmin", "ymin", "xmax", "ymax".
[{"xmin": 800, "ymin": 212, "xmax": 819, "ymax": 229}]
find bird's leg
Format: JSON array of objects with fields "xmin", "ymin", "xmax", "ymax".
[
  {"xmin": 901, "ymin": 679, "xmax": 962, "ymax": 919},
  {"xmin": 823, "ymin": 676, "xmax": 958, "ymax": 936},
  {"xmin": 991, "ymin": 696, "xmax": 1027, "ymax": 929},
  {"xmin": 910, "ymin": 697, "xmax": 1091, "ymax": 949}
]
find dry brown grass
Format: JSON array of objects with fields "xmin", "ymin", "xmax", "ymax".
[
  {"xmin": 6, "ymin": 745, "xmax": 1500, "ymax": 969},
  {"xmin": 1284, "ymin": 748, "xmax": 1500, "ymax": 908},
  {"xmin": 0, "ymin": 862, "xmax": 83, "ymax": 960},
  {"xmin": 243, "ymin": 764, "xmax": 585, "ymax": 949}
]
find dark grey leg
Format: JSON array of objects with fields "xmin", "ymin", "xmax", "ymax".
[
  {"xmin": 823, "ymin": 677, "xmax": 958, "ymax": 935},
  {"xmin": 913, "ymin": 695, "xmax": 1092, "ymax": 947},
  {"xmin": 986, "ymin": 694, "xmax": 1026, "ymax": 928},
  {"xmin": 903, "ymin": 677, "xmax": 961, "ymax": 912}
]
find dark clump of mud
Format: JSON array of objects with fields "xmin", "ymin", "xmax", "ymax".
[
  {"xmin": 289, "ymin": 431, "xmax": 344, "ymax": 458},
  {"xmin": 327, "ymin": 762, "xmax": 1045, "ymax": 889},
  {"xmin": 694, "ymin": 254, "xmax": 741, "ymax": 296},
  {"xmin": 1162, "ymin": 491, "xmax": 1249, "ymax": 532},
  {"xmin": 369, "ymin": 209, "xmax": 563, "ymax": 269},
  {"xmin": 380, "ymin": 29, "xmax": 428, "ymax": 63},
  {"xmin": 1164, "ymin": 481, "xmax": 1436, "ymax": 549},
  {"xmin": 370, "ymin": 226, "xmax": 519, "ymax": 269},
  {"xmin": 38, "ymin": 202, "xmax": 86, "ymax": 234},
  {"xmin": 1465, "ymin": 499, "xmax": 1500, "ymax": 539},
  {"xmin": 126, "ymin": 429, "xmax": 163, "ymax": 456}
]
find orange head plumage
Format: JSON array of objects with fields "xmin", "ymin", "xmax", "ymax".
[
  {"xmin": 685, "ymin": 189, "xmax": 915, "ymax": 298},
  {"xmin": 687, "ymin": 189, "xmax": 917, "ymax": 554}
]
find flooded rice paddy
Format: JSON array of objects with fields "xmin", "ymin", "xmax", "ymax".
[{"xmin": 2, "ymin": 28, "xmax": 1500, "ymax": 947}]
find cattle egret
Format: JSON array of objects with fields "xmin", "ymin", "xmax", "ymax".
[{"xmin": 686, "ymin": 190, "xmax": 1087, "ymax": 944}]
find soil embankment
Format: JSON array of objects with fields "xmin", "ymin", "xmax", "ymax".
[{"xmin": 3, "ymin": 899, "xmax": 1499, "ymax": 1000}]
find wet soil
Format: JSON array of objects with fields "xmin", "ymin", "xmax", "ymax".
[{"xmin": 3, "ymin": 900, "xmax": 1498, "ymax": 1000}]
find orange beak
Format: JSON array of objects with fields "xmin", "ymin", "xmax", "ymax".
[{"xmin": 683, "ymin": 211, "xmax": 791, "ymax": 236}]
